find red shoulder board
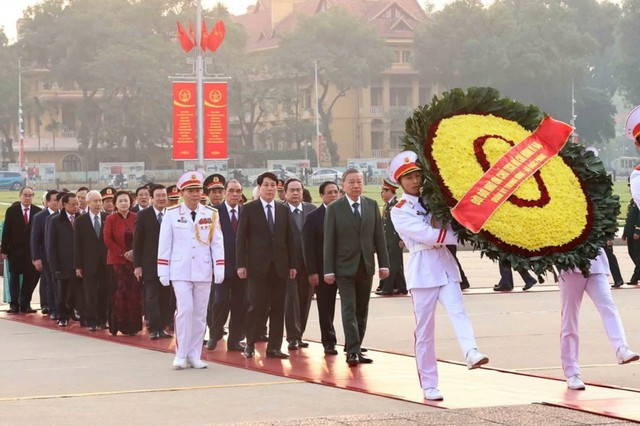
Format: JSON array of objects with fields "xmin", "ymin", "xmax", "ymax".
[
  {"xmin": 395, "ymin": 199, "xmax": 406, "ymax": 208},
  {"xmin": 635, "ymin": 165, "xmax": 640, "ymax": 171}
]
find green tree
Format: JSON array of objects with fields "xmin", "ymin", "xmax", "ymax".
[
  {"xmin": 0, "ymin": 29, "xmax": 18, "ymax": 164},
  {"xmin": 276, "ymin": 7, "xmax": 393, "ymax": 165},
  {"xmin": 617, "ymin": 0, "xmax": 640, "ymax": 104}
]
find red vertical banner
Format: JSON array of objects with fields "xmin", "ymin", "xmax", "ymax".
[
  {"xmin": 203, "ymin": 82, "xmax": 228, "ymax": 159},
  {"xmin": 172, "ymin": 82, "xmax": 197, "ymax": 160}
]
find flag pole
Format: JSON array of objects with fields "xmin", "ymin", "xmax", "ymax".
[{"xmin": 196, "ymin": 0, "xmax": 204, "ymax": 168}]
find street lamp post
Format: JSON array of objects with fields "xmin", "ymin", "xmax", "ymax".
[{"xmin": 314, "ymin": 59, "xmax": 320, "ymax": 167}]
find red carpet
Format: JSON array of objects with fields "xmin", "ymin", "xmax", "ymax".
[{"xmin": 3, "ymin": 311, "xmax": 640, "ymax": 422}]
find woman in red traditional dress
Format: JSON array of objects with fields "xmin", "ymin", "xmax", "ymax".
[{"xmin": 104, "ymin": 190, "xmax": 142, "ymax": 336}]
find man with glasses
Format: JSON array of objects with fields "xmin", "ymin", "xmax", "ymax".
[{"xmin": 2, "ymin": 187, "xmax": 42, "ymax": 314}]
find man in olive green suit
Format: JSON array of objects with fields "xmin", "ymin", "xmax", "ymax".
[
  {"xmin": 324, "ymin": 169, "xmax": 390, "ymax": 365},
  {"xmin": 377, "ymin": 178, "xmax": 407, "ymax": 296}
]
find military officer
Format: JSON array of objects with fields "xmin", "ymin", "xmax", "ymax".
[
  {"xmin": 627, "ymin": 106, "xmax": 640, "ymax": 206},
  {"xmin": 204, "ymin": 173, "xmax": 226, "ymax": 207},
  {"xmin": 100, "ymin": 187, "xmax": 116, "ymax": 214},
  {"xmin": 157, "ymin": 171, "xmax": 225, "ymax": 369},
  {"xmin": 166, "ymin": 185, "xmax": 180, "ymax": 207},
  {"xmin": 377, "ymin": 178, "xmax": 407, "ymax": 295},
  {"xmin": 388, "ymin": 151, "xmax": 489, "ymax": 401}
]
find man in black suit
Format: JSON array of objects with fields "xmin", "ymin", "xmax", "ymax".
[
  {"xmin": 207, "ymin": 179, "xmax": 247, "ymax": 351},
  {"xmin": 283, "ymin": 178, "xmax": 316, "ymax": 350},
  {"xmin": 76, "ymin": 186, "xmax": 89, "ymax": 215},
  {"xmin": 324, "ymin": 169, "xmax": 390, "ymax": 365},
  {"xmin": 621, "ymin": 198, "xmax": 640, "ymax": 286},
  {"xmin": 130, "ymin": 186, "xmax": 151, "ymax": 213},
  {"xmin": 2, "ymin": 186, "xmax": 42, "ymax": 314},
  {"xmin": 237, "ymin": 171, "xmax": 296, "ymax": 359},
  {"xmin": 133, "ymin": 184, "xmax": 173, "ymax": 339},
  {"xmin": 47, "ymin": 192, "xmax": 81, "ymax": 326},
  {"xmin": 74, "ymin": 190, "xmax": 109, "ymax": 331},
  {"xmin": 302, "ymin": 181, "xmax": 340, "ymax": 355},
  {"xmin": 43, "ymin": 191, "xmax": 66, "ymax": 320},
  {"xmin": 30, "ymin": 190, "xmax": 59, "ymax": 315}
]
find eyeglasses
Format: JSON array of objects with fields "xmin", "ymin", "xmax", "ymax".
[{"xmin": 22, "ymin": 193, "xmax": 34, "ymax": 197}]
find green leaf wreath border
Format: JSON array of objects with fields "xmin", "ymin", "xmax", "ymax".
[{"xmin": 402, "ymin": 87, "xmax": 620, "ymax": 275}]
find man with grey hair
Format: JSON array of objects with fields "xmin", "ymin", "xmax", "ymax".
[{"xmin": 74, "ymin": 190, "xmax": 109, "ymax": 330}]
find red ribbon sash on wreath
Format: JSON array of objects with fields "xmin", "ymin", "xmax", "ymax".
[{"xmin": 451, "ymin": 116, "xmax": 573, "ymax": 233}]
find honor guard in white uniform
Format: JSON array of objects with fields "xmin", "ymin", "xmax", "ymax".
[
  {"xmin": 559, "ymin": 249, "xmax": 639, "ymax": 390},
  {"xmin": 626, "ymin": 106, "xmax": 640, "ymax": 206},
  {"xmin": 388, "ymin": 151, "xmax": 489, "ymax": 401},
  {"xmin": 157, "ymin": 171, "xmax": 225, "ymax": 369}
]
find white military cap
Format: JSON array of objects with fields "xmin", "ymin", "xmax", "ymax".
[
  {"xmin": 625, "ymin": 105, "xmax": 640, "ymax": 141},
  {"xmin": 177, "ymin": 171, "xmax": 204, "ymax": 191},
  {"xmin": 388, "ymin": 150, "xmax": 420, "ymax": 183}
]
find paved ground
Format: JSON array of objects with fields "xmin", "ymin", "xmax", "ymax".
[{"xmin": 1, "ymin": 250, "xmax": 639, "ymax": 425}]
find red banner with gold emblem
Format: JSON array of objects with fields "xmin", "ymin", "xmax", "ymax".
[
  {"xmin": 451, "ymin": 116, "xmax": 573, "ymax": 233},
  {"xmin": 203, "ymin": 82, "xmax": 228, "ymax": 159},
  {"xmin": 172, "ymin": 82, "xmax": 197, "ymax": 160}
]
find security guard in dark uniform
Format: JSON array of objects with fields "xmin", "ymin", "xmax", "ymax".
[
  {"xmin": 203, "ymin": 173, "xmax": 226, "ymax": 207},
  {"xmin": 377, "ymin": 178, "xmax": 407, "ymax": 295}
]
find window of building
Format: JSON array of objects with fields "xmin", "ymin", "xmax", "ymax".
[
  {"xmin": 371, "ymin": 130, "xmax": 384, "ymax": 150},
  {"xmin": 390, "ymin": 87, "xmax": 412, "ymax": 107},
  {"xmin": 61, "ymin": 104, "xmax": 76, "ymax": 131},
  {"xmin": 62, "ymin": 154, "xmax": 81, "ymax": 171},
  {"xmin": 300, "ymin": 88, "xmax": 312, "ymax": 111},
  {"xmin": 370, "ymin": 87, "xmax": 383, "ymax": 107},
  {"xmin": 402, "ymin": 50, "xmax": 412, "ymax": 63}
]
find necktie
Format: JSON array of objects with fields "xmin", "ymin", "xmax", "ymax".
[
  {"xmin": 93, "ymin": 215, "xmax": 101, "ymax": 238},
  {"xmin": 418, "ymin": 197, "xmax": 429, "ymax": 213},
  {"xmin": 23, "ymin": 208, "xmax": 29, "ymax": 225},
  {"xmin": 69, "ymin": 215, "xmax": 75, "ymax": 227},
  {"xmin": 158, "ymin": 212, "xmax": 163, "ymax": 225},
  {"xmin": 230, "ymin": 209, "xmax": 238, "ymax": 232},
  {"xmin": 191, "ymin": 210, "xmax": 196, "ymax": 222},
  {"xmin": 266, "ymin": 204, "xmax": 274, "ymax": 233},
  {"xmin": 293, "ymin": 207, "xmax": 302, "ymax": 230},
  {"xmin": 352, "ymin": 202, "xmax": 361, "ymax": 224}
]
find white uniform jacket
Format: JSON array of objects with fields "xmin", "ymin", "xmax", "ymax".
[
  {"xmin": 390, "ymin": 193, "xmax": 459, "ymax": 290},
  {"xmin": 157, "ymin": 203, "xmax": 224, "ymax": 283},
  {"xmin": 558, "ymin": 247, "xmax": 609, "ymax": 277},
  {"xmin": 630, "ymin": 167, "xmax": 640, "ymax": 207}
]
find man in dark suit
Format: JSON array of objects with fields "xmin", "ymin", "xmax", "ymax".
[
  {"xmin": 324, "ymin": 169, "xmax": 389, "ymax": 365},
  {"xmin": 47, "ymin": 192, "xmax": 80, "ymax": 326},
  {"xmin": 302, "ymin": 181, "xmax": 340, "ymax": 355},
  {"xmin": 130, "ymin": 186, "xmax": 151, "ymax": 213},
  {"xmin": 377, "ymin": 179, "xmax": 407, "ymax": 296},
  {"xmin": 237, "ymin": 171, "xmax": 296, "ymax": 359},
  {"xmin": 74, "ymin": 190, "xmax": 109, "ymax": 331},
  {"xmin": 2, "ymin": 186, "xmax": 42, "ymax": 314},
  {"xmin": 207, "ymin": 179, "xmax": 247, "ymax": 351},
  {"xmin": 621, "ymin": 198, "xmax": 640, "ymax": 286},
  {"xmin": 43, "ymin": 191, "xmax": 66, "ymax": 320},
  {"xmin": 283, "ymin": 178, "xmax": 316, "ymax": 350},
  {"xmin": 133, "ymin": 184, "xmax": 172, "ymax": 339},
  {"xmin": 30, "ymin": 190, "xmax": 59, "ymax": 315}
]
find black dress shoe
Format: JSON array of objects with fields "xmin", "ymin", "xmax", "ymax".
[
  {"xmin": 324, "ymin": 345, "xmax": 339, "ymax": 355},
  {"xmin": 375, "ymin": 290, "xmax": 393, "ymax": 295},
  {"xmin": 346, "ymin": 353, "xmax": 359, "ymax": 366},
  {"xmin": 20, "ymin": 307, "xmax": 36, "ymax": 313},
  {"xmin": 493, "ymin": 284, "xmax": 513, "ymax": 292},
  {"xmin": 459, "ymin": 280, "xmax": 470, "ymax": 291},
  {"xmin": 72, "ymin": 313, "xmax": 81, "ymax": 321},
  {"xmin": 58, "ymin": 319, "xmax": 68, "ymax": 327},
  {"xmin": 41, "ymin": 308, "xmax": 50, "ymax": 315},
  {"xmin": 394, "ymin": 289, "xmax": 409, "ymax": 295},
  {"xmin": 228, "ymin": 343, "xmax": 246, "ymax": 352},
  {"xmin": 89, "ymin": 325, "xmax": 98, "ymax": 332},
  {"xmin": 256, "ymin": 335, "xmax": 269, "ymax": 342},
  {"xmin": 612, "ymin": 280, "xmax": 625, "ymax": 288},
  {"xmin": 287, "ymin": 340, "xmax": 299, "ymax": 350},
  {"xmin": 298, "ymin": 340, "xmax": 309, "ymax": 348},
  {"xmin": 243, "ymin": 345, "xmax": 255, "ymax": 358},
  {"xmin": 266, "ymin": 350, "xmax": 289, "ymax": 359},
  {"xmin": 159, "ymin": 330, "xmax": 172, "ymax": 339},
  {"xmin": 357, "ymin": 353, "xmax": 373, "ymax": 363},
  {"xmin": 628, "ymin": 281, "xmax": 638, "ymax": 286},
  {"xmin": 99, "ymin": 323, "xmax": 109, "ymax": 330},
  {"xmin": 206, "ymin": 339, "xmax": 217, "ymax": 350},
  {"xmin": 150, "ymin": 331, "xmax": 160, "ymax": 340},
  {"xmin": 50, "ymin": 313, "xmax": 59, "ymax": 321},
  {"xmin": 522, "ymin": 280, "xmax": 536, "ymax": 291},
  {"xmin": 7, "ymin": 307, "xmax": 19, "ymax": 314}
]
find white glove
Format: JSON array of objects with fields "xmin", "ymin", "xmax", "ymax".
[{"xmin": 159, "ymin": 276, "xmax": 170, "ymax": 287}]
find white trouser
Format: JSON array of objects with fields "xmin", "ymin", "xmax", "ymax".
[
  {"xmin": 559, "ymin": 272, "xmax": 627, "ymax": 378},
  {"xmin": 411, "ymin": 280, "xmax": 478, "ymax": 389},
  {"xmin": 173, "ymin": 280, "xmax": 212, "ymax": 361}
]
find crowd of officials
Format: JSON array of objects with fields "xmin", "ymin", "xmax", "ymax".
[{"xmin": 1, "ymin": 157, "xmax": 638, "ymax": 401}]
